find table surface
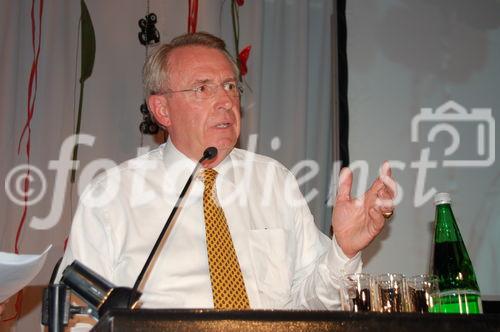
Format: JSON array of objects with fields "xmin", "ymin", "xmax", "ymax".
[{"xmin": 92, "ymin": 309, "xmax": 500, "ymax": 332}]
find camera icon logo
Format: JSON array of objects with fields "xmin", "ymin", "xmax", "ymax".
[{"xmin": 411, "ymin": 100, "xmax": 495, "ymax": 167}]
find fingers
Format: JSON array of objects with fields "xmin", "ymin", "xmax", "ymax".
[
  {"xmin": 336, "ymin": 167, "xmax": 353, "ymax": 202},
  {"xmin": 380, "ymin": 161, "xmax": 396, "ymax": 198},
  {"xmin": 382, "ymin": 160, "xmax": 392, "ymax": 177},
  {"xmin": 372, "ymin": 161, "xmax": 395, "ymax": 210},
  {"xmin": 369, "ymin": 207, "xmax": 386, "ymax": 232},
  {"xmin": 377, "ymin": 188, "xmax": 394, "ymax": 210}
]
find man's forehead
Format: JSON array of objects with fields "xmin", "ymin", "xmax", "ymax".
[
  {"xmin": 168, "ymin": 45, "xmax": 231, "ymax": 69},
  {"xmin": 167, "ymin": 46, "xmax": 237, "ymax": 86}
]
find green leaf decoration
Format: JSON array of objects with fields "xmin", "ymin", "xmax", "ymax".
[
  {"xmin": 80, "ymin": 0, "xmax": 96, "ymax": 82},
  {"xmin": 71, "ymin": 0, "xmax": 96, "ymax": 183}
]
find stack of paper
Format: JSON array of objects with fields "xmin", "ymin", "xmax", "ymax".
[{"xmin": 0, "ymin": 245, "xmax": 52, "ymax": 302}]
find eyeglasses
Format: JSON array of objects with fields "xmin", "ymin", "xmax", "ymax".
[{"xmin": 165, "ymin": 81, "xmax": 243, "ymax": 100}]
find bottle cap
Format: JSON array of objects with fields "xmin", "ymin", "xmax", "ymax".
[{"xmin": 434, "ymin": 192, "xmax": 451, "ymax": 205}]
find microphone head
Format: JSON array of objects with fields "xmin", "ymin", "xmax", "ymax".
[{"xmin": 202, "ymin": 147, "xmax": 218, "ymax": 161}]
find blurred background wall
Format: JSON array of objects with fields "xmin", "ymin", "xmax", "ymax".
[{"xmin": 347, "ymin": 0, "xmax": 499, "ymax": 299}]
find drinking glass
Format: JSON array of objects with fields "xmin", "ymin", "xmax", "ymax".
[
  {"xmin": 375, "ymin": 273, "xmax": 405, "ymax": 313},
  {"xmin": 405, "ymin": 274, "xmax": 440, "ymax": 313},
  {"xmin": 341, "ymin": 273, "xmax": 374, "ymax": 312}
]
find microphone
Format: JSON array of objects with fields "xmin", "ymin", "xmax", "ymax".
[
  {"xmin": 128, "ymin": 147, "xmax": 218, "ymax": 307},
  {"xmin": 203, "ymin": 146, "xmax": 217, "ymax": 161}
]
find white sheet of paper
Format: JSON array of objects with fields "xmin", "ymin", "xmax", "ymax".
[{"xmin": 0, "ymin": 245, "xmax": 52, "ymax": 302}]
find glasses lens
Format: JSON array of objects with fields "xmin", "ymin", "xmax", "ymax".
[
  {"xmin": 197, "ymin": 83, "xmax": 242, "ymax": 99},
  {"xmin": 168, "ymin": 82, "xmax": 243, "ymax": 99},
  {"xmin": 195, "ymin": 84, "xmax": 219, "ymax": 99}
]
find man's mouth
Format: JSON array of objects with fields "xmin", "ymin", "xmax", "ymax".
[{"xmin": 215, "ymin": 122, "xmax": 231, "ymax": 129}]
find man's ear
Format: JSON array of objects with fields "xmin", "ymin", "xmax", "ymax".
[{"xmin": 147, "ymin": 94, "xmax": 171, "ymax": 127}]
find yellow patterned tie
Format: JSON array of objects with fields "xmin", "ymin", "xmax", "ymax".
[{"xmin": 202, "ymin": 168, "xmax": 250, "ymax": 309}]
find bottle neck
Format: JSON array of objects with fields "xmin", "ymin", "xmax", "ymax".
[{"xmin": 434, "ymin": 203, "xmax": 461, "ymax": 243}]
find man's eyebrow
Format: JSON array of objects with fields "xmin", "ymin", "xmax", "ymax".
[
  {"xmin": 222, "ymin": 77, "xmax": 238, "ymax": 83},
  {"xmin": 192, "ymin": 78, "xmax": 212, "ymax": 84},
  {"xmin": 191, "ymin": 77, "xmax": 238, "ymax": 84}
]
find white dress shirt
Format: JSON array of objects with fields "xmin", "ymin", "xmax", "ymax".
[{"xmin": 58, "ymin": 139, "xmax": 361, "ymax": 310}]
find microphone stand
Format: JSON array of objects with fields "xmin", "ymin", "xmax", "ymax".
[{"xmin": 128, "ymin": 147, "xmax": 217, "ymax": 307}]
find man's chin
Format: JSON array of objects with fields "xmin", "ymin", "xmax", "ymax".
[
  {"xmin": 201, "ymin": 142, "xmax": 234, "ymax": 166},
  {"xmin": 213, "ymin": 138, "xmax": 237, "ymax": 152}
]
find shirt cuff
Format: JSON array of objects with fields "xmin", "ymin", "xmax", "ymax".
[{"xmin": 326, "ymin": 236, "xmax": 362, "ymax": 278}]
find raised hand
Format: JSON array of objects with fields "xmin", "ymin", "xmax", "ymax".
[{"xmin": 332, "ymin": 161, "xmax": 396, "ymax": 258}]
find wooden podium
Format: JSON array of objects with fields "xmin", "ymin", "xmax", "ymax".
[{"xmin": 92, "ymin": 309, "xmax": 500, "ymax": 332}]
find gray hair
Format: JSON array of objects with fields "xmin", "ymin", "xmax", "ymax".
[{"xmin": 143, "ymin": 32, "xmax": 239, "ymax": 99}]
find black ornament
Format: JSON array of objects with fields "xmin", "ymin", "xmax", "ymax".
[
  {"xmin": 139, "ymin": 102, "xmax": 159, "ymax": 135},
  {"xmin": 138, "ymin": 13, "xmax": 160, "ymax": 45}
]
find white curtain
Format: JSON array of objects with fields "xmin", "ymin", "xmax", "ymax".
[{"xmin": 0, "ymin": 0, "xmax": 335, "ymax": 330}]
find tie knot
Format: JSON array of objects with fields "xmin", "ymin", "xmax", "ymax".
[{"xmin": 202, "ymin": 168, "xmax": 218, "ymax": 185}]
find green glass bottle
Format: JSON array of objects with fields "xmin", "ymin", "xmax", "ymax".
[{"xmin": 430, "ymin": 193, "xmax": 482, "ymax": 314}]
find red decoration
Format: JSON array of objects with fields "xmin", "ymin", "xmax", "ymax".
[
  {"xmin": 236, "ymin": 0, "xmax": 245, "ymax": 6},
  {"xmin": 188, "ymin": 0, "xmax": 199, "ymax": 33},
  {"xmin": 4, "ymin": 0, "xmax": 44, "ymax": 323},
  {"xmin": 238, "ymin": 45, "xmax": 251, "ymax": 76},
  {"xmin": 16, "ymin": 0, "xmax": 44, "ymax": 254}
]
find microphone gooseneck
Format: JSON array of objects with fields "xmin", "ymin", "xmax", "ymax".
[{"xmin": 128, "ymin": 147, "xmax": 218, "ymax": 308}]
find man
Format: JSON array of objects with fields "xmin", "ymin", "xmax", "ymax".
[{"xmin": 58, "ymin": 32, "xmax": 395, "ymax": 310}]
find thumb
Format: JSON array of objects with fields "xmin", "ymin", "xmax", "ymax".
[{"xmin": 336, "ymin": 167, "xmax": 353, "ymax": 202}]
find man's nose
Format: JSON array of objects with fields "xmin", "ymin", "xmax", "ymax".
[{"xmin": 214, "ymin": 85, "xmax": 234, "ymax": 110}]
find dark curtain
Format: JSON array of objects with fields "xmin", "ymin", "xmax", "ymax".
[{"xmin": 337, "ymin": 0, "xmax": 349, "ymax": 167}]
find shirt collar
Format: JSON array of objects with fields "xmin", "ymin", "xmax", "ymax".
[
  {"xmin": 162, "ymin": 138, "xmax": 197, "ymax": 172},
  {"xmin": 161, "ymin": 138, "xmax": 237, "ymax": 186},
  {"xmin": 213, "ymin": 150, "xmax": 237, "ymax": 186}
]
